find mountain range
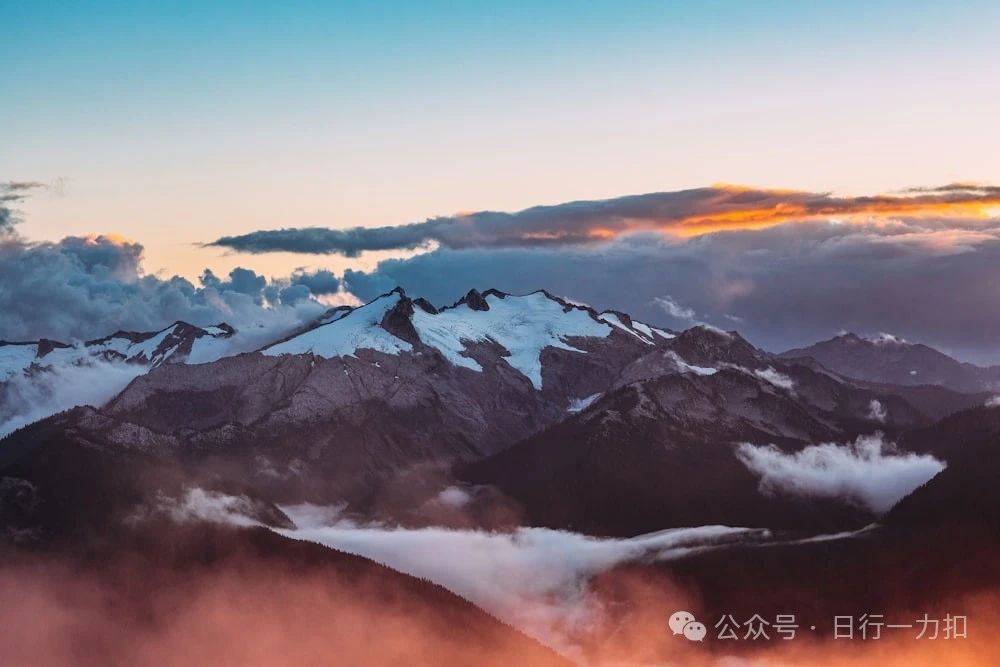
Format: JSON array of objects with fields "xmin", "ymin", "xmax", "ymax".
[
  {"xmin": 1, "ymin": 286, "xmax": 998, "ymax": 663},
  {"xmin": 782, "ymin": 332, "xmax": 1000, "ymax": 393}
]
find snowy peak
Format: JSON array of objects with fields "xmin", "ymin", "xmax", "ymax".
[
  {"xmin": 413, "ymin": 289, "xmax": 614, "ymax": 389},
  {"xmin": 87, "ymin": 321, "xmax": 236, "ymax": 367},
  {"xmin": 597, "ymin": 310, "xmax": 675, "ymax": 345},
  {"xmin": 260, "ymin": 287, "xmax": 672, "ymax": 390},
  {"xmin": 262, "ymin": 290, "xmax": 414, "ymax": 359},
  {"xmin": 453, "ymin": 288, "xmax": 491, "ymax": 311},
  {"xmin": 0, "ymin": 321, "xmax": 237, "ymax": 383}
]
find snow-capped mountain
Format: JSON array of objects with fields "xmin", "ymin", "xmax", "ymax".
[
  {"xmin": 3, "ymin": 284, "xmax": 1000, "ymax": 667},
  {"xmin": 3, "ymin": 285, "xmax": 984, "ymax": 540},
  {"xmin": 72, "ymin": 288, "xmax": 674, "ymax": 505},
  {"xmin": 0, "ymin": 322, "xmax": 238, "ymax": 437},
  {"xmin": 261, "ymin": 288, "xmax": 671, "ymax": 389},
  {"xmin": 87, "ymin": 321, "xmax": 238, "ymax": 366},
  {"xmin": 0, "ymin": 321, "xmax": 237, "ymax": 383}
]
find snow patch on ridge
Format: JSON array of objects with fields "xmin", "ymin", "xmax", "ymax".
[
  {"xmin": 598, "ymin": 312, "xmax": 653, "ymax": 344},
  {"xmin": 631, "ymin": 321, "xmax": 666, "ymax": 340},
  {"xmin": 666, "ymin": 351, "xmax": 718, "ymax": 376},
  {"xmin": 263, "ymin": 292, "xmax": 413, "ymax": 359},
  {"xmin": 411, "ymin": 292, "xmax": 612, "ymax": 389}
]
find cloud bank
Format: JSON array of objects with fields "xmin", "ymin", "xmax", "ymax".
[
  {"xmin": 735, "ymin": 434, "xmax": 945, "ymax": 513},
  {"xmin": 0, "ymin": 234, "xmax": 329, "ymax": 343},
  {"xmin": 11, "ymin": 181, "xmax": 1000, "ymax": 363},
  {"xmin": 279, "ymin": 515, "xmax": 767, "ymax": 654},
  {"xmin": 0, "ymin": 358, "xmax": 146, "ymax": 437},
  {"xmin": 336, "ymin": 212, "xmax": 1000, "ymax": 363},
  {"xmin": 208, "ymin": 183, "xmax": 1000, "ymax": 255},
  {"xmin": 162, "ymin": 491, "xmax": 768, "ymax": 653}
]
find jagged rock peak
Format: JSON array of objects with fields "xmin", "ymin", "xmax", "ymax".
[
  {"xmin": 208, "ymin": 323, "xmax": 237, "ymax": 337},
  {"xmin": 458, "ymin": 288, "xmax": 490, "ymax": 311},
  {"xmin": 670, "ymin": 324, "xmax": 763, "ymax": 366},
  {"xmin": 380, "ymin": 291, "xmax": 421, "ymax": 345},
  {"xmin": 412, "ymin": 297, "xmax": 438, "ymax": 314},
  {"xmin": 36, "ymin": 339, "xmax": 71, "ymax": 358},
  {"xmin": 482, "ymin": 288, "xmax": 509, "ymax": 300}
]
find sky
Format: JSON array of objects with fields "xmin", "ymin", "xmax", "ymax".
[{"xmin": 4, "ymin": 1, "xmax": 1000, "ymax": 360}]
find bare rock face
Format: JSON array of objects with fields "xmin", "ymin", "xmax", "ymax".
[
  {"xmin": 666, "ymin": 325, "xmax": 763, "ymax": 367},
  {"xmin": 460, "ymin": 349, "xmax": 931, "ymax": 536},
  {"xmin": 459, "ymin": 288, "xmax": 491, "ymax": 312},
  {"xmin": 378, "ymin": 293, "xmax": 425, "ymax": 347},
  {"xmin": 35, "ymin": 339, "xmax": 70, "ymax": 358},
  {"xmin": 412, "ymin": 297, "xmax": 438, "ymax": 314}
]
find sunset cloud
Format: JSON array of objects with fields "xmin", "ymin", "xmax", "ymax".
[
  {"xmin": 208, "ymin": 184, "xmax": 1000, "ymax": 256},
  {"xmin": 340, "ymin": 214, "xmax": 1000, "ymax": 363}
]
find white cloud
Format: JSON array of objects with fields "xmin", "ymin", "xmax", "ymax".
[
  {"xmin": 567, "ymin": 393, "xmax": 602, "ymax": 413},
  {"xmin": 275, "ymin": 511, "xmax": 768, "ymax": 655},
  {"xmin": 666, "ymin": 351, "xmax": 718, "ymax": 376},
  {"xmin": 435, "ymin": 486, "xmax": 473, "ymax": 508},
  {"xmin": 866, "ymin": 332, "xmax": 906, "ymax": 345},
  {"xmin": 163, "ymin": 495, "xmax": 768, "ymax": 653},
  {"xmin": 753, "ymin": 367, "xmax": 795, "ymax": 391},
  {"xmin": 986, "ymin": 395, "xmax": 1000, "ymax": 407},
  {"xmin": 0, "ymin": 358, "xmax": 146, "ymax": 437},
  {"xmin": 151, "ymin": 489, "xmax": 884, "ymax": 657},
  {"xmin": 735, "ymin": 434, "xmax": 945, "ymax": 514},
  {"xmin": 157, "ymin": 488, "xmax": 263, "ymax": 527},
  {"xmin": 653, "ymin": 295, "xmax": 697, "ymax": 322},
  {"xmin": 868, "ymin": 399, "xmax": 887, "ymax": 423}
]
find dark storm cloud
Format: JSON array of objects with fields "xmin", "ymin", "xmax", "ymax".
[
  {"xmin": 209, "ymin": 221, "xmax": 448, "ymax": 257},
  {"xmin": 0, "ymin": 235, "xmax": 325, "ymax": 343},
  {"xmin": 208, "ymin": 184, "xmax": 1000, "ymax": 256},
  {"xmin": 290, "ymin": 268, "xmax": 341, "ymax": 295},
  {"xmin": 341, "ymin": 217, "xmax": 1000, "ymax": 364},
  {"xmin": 200, "ymin": 267, "xmax": 269, "ymax": 302}
]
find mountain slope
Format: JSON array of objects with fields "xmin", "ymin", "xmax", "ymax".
[
  {"xmin": 782, "ymin": 332, "xmax": 1000, "ymax": 393},
  {"xmin": 459, "ymin": 354, "xmax": 922, "ymax": 536},
  {"xmin": 0, "ymin": 522, "xmax": 570, "ymax": 667}
]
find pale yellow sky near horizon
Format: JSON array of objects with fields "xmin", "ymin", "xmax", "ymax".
[
  {"xmin": 6, "ymin": 1, "xmax": 1000, "ymax": 284},
  {"xmin": 14, "ymin": 163, "xmax": 997, "ymax": 284}
]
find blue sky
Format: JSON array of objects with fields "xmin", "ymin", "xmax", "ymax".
[
  {"xmin": 4, "ymin": 2, "xmax": 1000, "ymax": 360},
  {"xmin": 3, "ymin": 1, "xmax": 999, "ymax": 278}
]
